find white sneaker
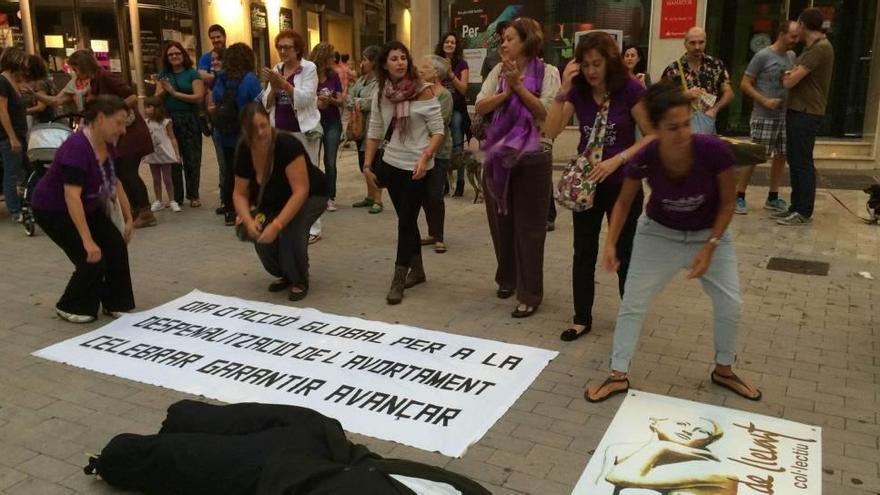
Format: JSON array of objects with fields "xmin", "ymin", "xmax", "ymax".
[
  {"xmin": 169, "ymin": 201, "xmax": 182, "ymax": 212},
  {"xmin": 326, "ymin": 200, "xmax": 337, "ymax": 212},
  {"xmin": 150, "ymin": 201, "xmax": 165, "ymax": 212},
  {"xmin": 55, "ymin": 307, "xmax": 96, "ymax": 324}
]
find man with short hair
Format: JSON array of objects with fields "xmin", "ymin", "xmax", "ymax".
[
  {"xmin": 774, "ymin": 8, "xmax": 834, "ymax": 226},
  {"xmin": 198, "ymin": 24, "xmax": 227, "ymax": 213},
  {"xmin": 198, "ymin": 24, "xmax": 226, "ymax": 85},
  {"xmin": 661, "ymin": 27, "xmax": 733, "ymax": 135},
  {"xmin": 736, "ymin": 20, "xmax": 798, "ymax": 215}
]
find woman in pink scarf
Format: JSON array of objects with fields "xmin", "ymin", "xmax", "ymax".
[
  {"xmin": 362, "ymin": 41, "xmax": 445, "ymax": 305},
  {"xmin": 475, "ymin": 18, "xmax": 560, "ymax": 318}
]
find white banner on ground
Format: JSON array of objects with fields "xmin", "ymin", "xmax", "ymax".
[
  {"xmin": 573, "ymin": 390, "xmax": 822, "ymax": 495},
  {"xmin": 33, "ymin": 290, "xmax": 557, "ymax": 457}
]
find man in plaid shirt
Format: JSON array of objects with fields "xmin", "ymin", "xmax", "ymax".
[{"xmin": 662, "ymin": 27, "xmax": 733, "ymax": 135}]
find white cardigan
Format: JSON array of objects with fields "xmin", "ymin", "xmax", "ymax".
[{"xmin": 261, "ymin": 59, "xmax": 321, "ymax": 133}]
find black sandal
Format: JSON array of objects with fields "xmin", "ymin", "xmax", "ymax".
[
  {"xmin": 268, "ymin": 278, "xmax": 290, "ymax": 292},
  {"xmin": 496, "ymin": 288, "xmax": 514, "ymax": 299},
  {"xmin": 288, "ymin": 287, "xmax": 308, "ymax": 302},
  {"xmin": 711, "ymin": 370, "xmax": 762, "ymax": 401},
  {"xmin": 584, "ymin": 376, "xmax": 630, "ymax": 403},
  {"xmin": 560, "ymin": 325, "xmax": 591, "ymax": 342},
  {"xmin": 511, "ymin": 304, "xmax": 537, "ymax": 318}
]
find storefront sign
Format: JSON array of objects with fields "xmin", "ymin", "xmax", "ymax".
[
  {"xmin": 660, "ymin": 0, "xmax": 697, "ymax": 39},
  {"xmin": 33, "ymin": 290, "xmax": 557, "ymax": 458},
  {"xmin": 251, "ymin": 3, "xmax": 268, "ymax": 31},
  {"xmin": 573, "ymin": 391, "xmax": 822, "ymax": 494},
  {"xmin": 280, "ymin": 7, "xmax": 294, "ymax": 31}
]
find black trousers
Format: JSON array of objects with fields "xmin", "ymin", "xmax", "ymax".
[
  {"xmin": 221, "ymin": 146, "xmax": 236, "ymax": 213},
  {"xmin": 572, "ymin": 181, "xmax": 643, "ymax": 326},
  {"xmin": 421, "ymin": 158, "xmax": 447, "ymax": 241},
  {"xmin": 34, "ymin": 209, "xmax": 135, "ymax": 317},
  {"xmin": 115, "ymin": 155, "xmax": 150, "ymax": 213},
  {"xmin": 169, "ymin": 111, "xmax": 203, "ymax": 202},
  {"xmin": 379, "ymin": 161, "xmax": 431, "ymax": 266}
]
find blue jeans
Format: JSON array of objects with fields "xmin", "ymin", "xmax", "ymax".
[
  {"xmin": 1, "ymin": 138, "xmax": 24, "ymax": 214},
  {"xmin": 611, "ymin": 217, "xmax": 741, "ymax": 373},
  {"xmin": 451, "ymin": 110, "xmax": 465, "ymax": 188},
  {"xmin": 320, "ymin": 119, "xmax": 342, "ymax": 200},
  {"xmin": 785, "ymin": 110, "xmax": 823, "ymax": 218},
  {"xmin": 212, "ymin": 129, "xmax": 226, "ymax": 204}
]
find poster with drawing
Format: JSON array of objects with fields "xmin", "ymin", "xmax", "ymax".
[{"xmin": 573, "ymin": 391, "xmax": 821, "ymax": 495}]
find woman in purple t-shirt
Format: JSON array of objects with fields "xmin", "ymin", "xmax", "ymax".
[
  {"xmin": 584, "ymin": 82, "xmax": 761, "ymax": 403},
  {"xmin": 310, "ymin": 42, "xmax": 345, "ymax": 211},
  {"xmin": 31, "ymin": 96, "xmax": 136, "ymax": 323},
  {"xmin": 545, "ymin": 32, "xmax": 654, "ymax": 343},
  {"xmin": 435, "ymin": 32, "xmax": 470, "ymax": 196}
]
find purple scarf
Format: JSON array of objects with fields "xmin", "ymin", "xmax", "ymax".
[{"xmin": 482, "ymin": 58, "xmax": 545, "ymax": 215}]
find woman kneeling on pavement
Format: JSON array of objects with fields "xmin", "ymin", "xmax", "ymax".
[
  {"xmin": 363, "ymin": 41, "xmax": 444, "ymax": 305},
  {"xmin": 31, "ymin": 95, "xmax": 136, "ymax": 323},
  {"xmin": 233, "ymin": 103, "xmax": 328, "ymax": 302},
  {"xmin": 585, "ymin": 82, "xmax": 761, "ymax": 403}
]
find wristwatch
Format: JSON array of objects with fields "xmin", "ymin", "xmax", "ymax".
[{"xmin": 618, "ymin": 151, "xmax": 629, "ymax": 165}]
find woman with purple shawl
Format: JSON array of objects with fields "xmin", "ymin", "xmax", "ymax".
[{"xmin": 475, "ymin": 17, "xmax": 561, "ymax": 318}]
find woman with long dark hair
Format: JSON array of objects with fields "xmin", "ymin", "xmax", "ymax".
[
  {"xmin": 233, "ymin": 103, "xmax": 328, "ymax": 301},
  {"xmin": 435, "ymin": 32, "xmax": 470, "ymax": 197},
  {"xmin": 212, "ymin": 42, "xmax": 263, "ymax": 226},
  {"xmin": 474, "ymin": 17, "xmax": 560, "ymax": 318},
  {"xmin": 363, "ymin": 41, "xmax": 444, "ymax": 304},
  {"xmin": 623, "ymin": 45, "xmax": 651, "ymax": 88},
  {"xmin": 545, "ymin": 32, "xmax": 653, "ymax": 342},
  {"xmin": 310, "ymin": 42, "xmax": 344, "ymax": 212},
  {"xmin": 585, "ymin": 82, "xmax": 759, "ymax": 403},
  {"xmin": 154, "ymin": 40, "xmax": 205, "ymax": 208},
  {"xmin": 31, "ymin": 95, "xmax": 136, "ymax": 323},
  {"xmin": 346, "ymin": 45, "xmax": 383, "ymax": 212}
]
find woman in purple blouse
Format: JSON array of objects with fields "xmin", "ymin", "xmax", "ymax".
[
  {"xmin": 435, "ymin": 32, "xmax": 470, "ymax": 196},
  {"xmin": 545, "ymin": 32, "xmax": 654, "ymax": 342},
  {"xmin": 310, "ymin": 42, "xmax": 344, "ymax": 212},
  {"xmin": 584, "ymin": 82, "xmax": 761, "ymax": 403},
  {"xmin": 31, "ymin": 96, "xmax": 136, "ymax": 323}
]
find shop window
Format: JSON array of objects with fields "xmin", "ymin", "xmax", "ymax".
[
  {"xmin": 0, "ymin": 4, "xmax": 26, "ymax": 50},
  {"xmin": 307, "ymin": 11, "xmax": 321, "ymax": 52}
]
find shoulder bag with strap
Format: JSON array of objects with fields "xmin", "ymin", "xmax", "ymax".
[
  {"xmin": 554, "ymin": 91, "xmax": 611, "ymax": 212},
  {"xmin": 370, "ymin": 112, "xmax": 397, "ymax": 189},
  {"xmin": 235, "ymin": 132, "xmax": 278, "ymax": 242}
]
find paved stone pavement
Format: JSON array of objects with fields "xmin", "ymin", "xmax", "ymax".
[{"xmin": 1, "ymin": 139, "xmax": 878, "ymax": 494}]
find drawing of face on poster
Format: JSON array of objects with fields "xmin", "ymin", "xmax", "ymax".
[
  {"xmin": 451, "ymin": 3, "xmax": 524, "ymax": 50},
  {"xmin": 573, "ymin": 391, "xmax": 822, "ymax": 495}
]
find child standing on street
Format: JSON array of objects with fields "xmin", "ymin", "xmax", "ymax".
[{"xmin": 144, "ymin": 97, "xmax": 182, "ymax": 212}]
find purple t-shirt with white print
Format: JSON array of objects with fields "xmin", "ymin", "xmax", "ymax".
[
  {"xmin": 567, "ymin": 76, "xmax": 645, "ymax": 184},
  {"xmin": 626, "ymin": 134, "xmax": 734, "ymax": 231}
]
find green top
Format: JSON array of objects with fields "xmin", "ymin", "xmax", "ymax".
[
  {"xmin": 346, "ymin": 74, "xmax": 379, "ymax": 151},
  {"xmin": 787, "ymin": 38, "xmax": 834, "ymax": 116},
  {"xmin": 160, "ymin": 67, "xmax": 201, "ymax": 114},
  {"xmin": 436, "ymin": 87, "xmax": 453, "ymax": 160}
]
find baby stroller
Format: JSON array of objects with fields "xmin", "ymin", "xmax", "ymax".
[{"xmin": 21, "ymin": 114, "xmax": 78, "ymax": 236}]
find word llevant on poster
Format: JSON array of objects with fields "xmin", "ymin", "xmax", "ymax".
[
  {"xmin": 33, "ymin": 290, "xmax": 557, "ymax": 457},
  {"xmin": 573, "ymin": 391, "xmax": 821, "ymax": 495}
]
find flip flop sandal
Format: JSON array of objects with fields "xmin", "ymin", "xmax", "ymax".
[
  {"xmin": 369, "ymin": 204, "xmax": 384, "ymax": 214},
  {"xmin": 560, "ymin": 325, "xmax": 591, "ymax": 342},
  {"xmin": 308, "ymin": 234, "xmax": 322, "ymax": 244},
  {"xmin": 434, "ymin": 242, "xmax": 447, "ymax": 253},
  {"xmin": 711, "ymin": 371, "xmax": 763, "ymax": 401},
  {"xmin": 584, "ymin": 376, "xmax": 630, "ymax": 403},
  {"xmin": 496, "ymin": 288, "xmax": 514, "ymax": 299},
  {"xmin": 189, "ymin": 200, "xmax": 202, "ymax": 207},
  {"xmin": 511, "ymin": 305, "xmax": 537, "ymax": 318},
  {"xmin": 288, "ymin": 287, "xmax": 308, "ymax": 302}
]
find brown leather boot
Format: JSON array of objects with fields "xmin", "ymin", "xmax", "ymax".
[
  {"xmin": 133, "ymin": 210, "xmax": 157, "ymax": 229},
  {"xmin": 386, "ymin": 265, "xmax": 408, "ymax": 305},
  {"xmin": 404, "ymin": 254, "xmax": 426, "ymax": 288}
]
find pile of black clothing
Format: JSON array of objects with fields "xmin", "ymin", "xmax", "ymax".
[{"xmin": 84, "ymin": 400, "xmax": 490, "ymax": 495}]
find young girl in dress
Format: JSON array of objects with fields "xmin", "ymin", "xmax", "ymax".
[{"xmin": 144, "ymin": 97, "xmax": 182, "ymax": 212}]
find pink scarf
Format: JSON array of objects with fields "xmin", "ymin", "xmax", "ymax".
[{"xmin": 382, "ymin": 76, "xmax": 421, "ymax": 142}]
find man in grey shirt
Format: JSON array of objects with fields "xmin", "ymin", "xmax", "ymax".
[{"xmin": 736, "ymin": 20, "xmax": 798, "ymax": 215}]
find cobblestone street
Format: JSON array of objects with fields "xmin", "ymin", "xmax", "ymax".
[{"xmin": 1, "ymin": 141, "xmax": 878, "ymax": 494}]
